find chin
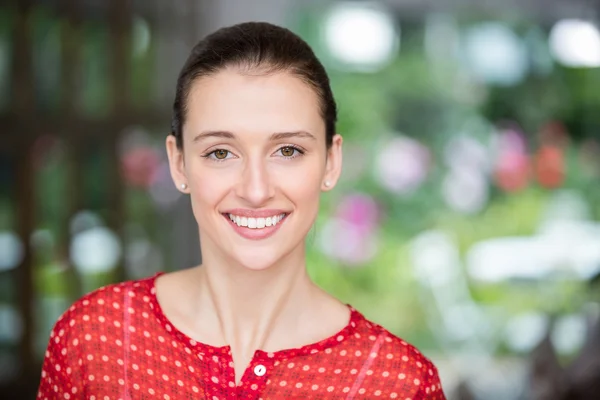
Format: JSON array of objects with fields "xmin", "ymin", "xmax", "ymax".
[
  {"xmin": 227, "ymin": 244, "xmax": 288, "ymax": 271},
  {"xmin": 199, "ymin": 212, "xmax": 311, "ymax": 272}
]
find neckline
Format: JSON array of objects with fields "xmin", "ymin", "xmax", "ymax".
[{"xmin": 145, "ymin": 272, "xmax": 363, "ymax": 360}]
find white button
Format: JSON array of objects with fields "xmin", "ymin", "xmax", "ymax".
[{"xmin": 253, "ymin": 364, "xmax": 266, "ymax": 377}]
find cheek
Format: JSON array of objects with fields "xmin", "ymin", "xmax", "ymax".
[
  {"xmin": 275, "ymin": 164, "xmax": 323, "ymax": 205},
  {"xmin": 186, "ymin": 164, "xmax": 229, "ymax": 213}
]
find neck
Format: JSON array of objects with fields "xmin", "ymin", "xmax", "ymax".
[
  {"xmin": 177, "ymin": 240, "xmax": 350, "ymax": 384},
  {"xmin": 195, "ymin": 243, "xmax": 320, "ymax": 354}
]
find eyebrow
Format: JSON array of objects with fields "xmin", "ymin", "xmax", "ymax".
[
  {"xmin": 192, "ymin": 131, "xmax": 235, "ymax": 143},
  {"xmin": 270, "ymin": 131, "xmax": 316, "ymax": 141},
  {"xmin": 192, "ymin": 130, "xmax": 316, "ymax": 143}
]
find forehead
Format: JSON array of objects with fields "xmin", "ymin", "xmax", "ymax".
[{"xmin": 184, "ymin": 69, "xmax": 324, "ymax": 139}]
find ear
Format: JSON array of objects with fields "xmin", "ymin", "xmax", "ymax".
[
  {"xmin": 322, "ymin": 134, "xmax": 343, "ymax": 191},
  {"xmin": 165, "ymin": 135, "xmax": 188, "ymax": 192}
]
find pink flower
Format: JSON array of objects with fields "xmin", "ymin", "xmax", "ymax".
[
  {"xmin": 375, "ymin": 137, "xmax": 430, "ymax": 195},
  {"xmin": 336, "ymin": 193, "xmax": 379, "ymax": 233},
  {"xmin": 493, "ymin": 128, "xmax": 530, "ymax": 192},
  {"xmin": 494, "ymin": 151, "xmax": 530, "ymax": 192},
  {"xmin": 319, "ymin": 193, "xmax": 380, "ymax": 266},
  {"xmin": 121, "ymin": 147, "xmax": 161, "ymax": 188}
]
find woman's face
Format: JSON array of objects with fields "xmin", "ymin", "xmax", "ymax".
[{"xmin": 166, "ymin": 68, "xmax": 342, "ymax": 271}]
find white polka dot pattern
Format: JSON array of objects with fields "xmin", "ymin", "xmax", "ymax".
[{"xmin": 37, "ymin": 273, "xmax": 446, "ymax": 399}]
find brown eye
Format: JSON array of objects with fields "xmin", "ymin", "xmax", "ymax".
[
  {"xmin": 214, "ymin": 149, "xmax": 229, "ymax": 159},
  {"xmin": 280, "ymin": 147, "xmax": 296, "ymax": 157}
]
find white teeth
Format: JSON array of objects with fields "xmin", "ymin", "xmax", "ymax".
[{"xmin": 228, "ymin": 213, "xmax": 286, "ymax": 229}]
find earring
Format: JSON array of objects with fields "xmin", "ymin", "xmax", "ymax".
[
  {"xmin": 324, "ymin": 181, "xmax": 331, "ymax": 188},
  {"xmin": 180, "ymin": 183, "xmax": 188, "ymax": 190}
]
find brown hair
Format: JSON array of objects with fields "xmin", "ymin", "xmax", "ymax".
[{"xmin": 170, "ymin": 22, "xmax": 337, "ymax": 149}]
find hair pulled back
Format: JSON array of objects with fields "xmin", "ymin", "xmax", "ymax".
[{"xmin": 170, "ymin": 22, "xmax": 338, "ymax": 149}]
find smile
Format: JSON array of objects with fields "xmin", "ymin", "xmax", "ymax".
[
  {"xmin": 227, "ymin": 213, "xmax": 286, "ymax": 229},
  {"xmin": 222, "ymin": 210, "xmax": 289, "ymax": 240}
]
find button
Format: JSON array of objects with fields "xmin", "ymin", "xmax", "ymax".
[{"xmin": 253, "ymin": 364, "xmax": 266, "ymax": 377}]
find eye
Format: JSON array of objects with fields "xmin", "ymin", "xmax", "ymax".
[
  {"xmin": 213, "ymin": 149, "xmax": 229, "ymax": 159},
  {"xmin": 276, "ymin": 146, "xmax": 304, "ymax": 158},
  {"xmin": 202, "ymin": 148, "xmax": 234, "ymax": 161}
]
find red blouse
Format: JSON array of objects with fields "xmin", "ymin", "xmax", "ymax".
[{"xmin": 38, "ymin": 273, "xmax": 446, "ymax": 399}]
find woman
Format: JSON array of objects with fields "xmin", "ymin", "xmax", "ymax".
[{"xmin": 38, "ymin": 22, "xmax": 446, "ymax": 399}]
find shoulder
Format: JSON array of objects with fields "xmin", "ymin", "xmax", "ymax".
[
  {"xmin": 48, "ymin": 274, "xmax": 160, "ymax": 344},
  {"xmin": 353, "ymin": 311, "xmax": 445, "ymax": 397},
  {"xmin": 353, "ymin": 311, "xmax": 435, "ymax": 364},
  {"xmin": 38, "ymin": 274, "xmax": 163, "ymax": 395},
  {"xmin": 39, "ymin": 273, "xmax": 160, "ymax": 388}
]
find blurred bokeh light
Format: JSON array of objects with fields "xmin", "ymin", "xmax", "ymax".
[{"xmin": 3, "ymin": 0, "xmax": 600, "ymax": 399}]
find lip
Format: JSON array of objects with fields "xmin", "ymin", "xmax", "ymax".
[
  {"xmin": 222, "ymin": 208, "xmax": 289, "ymax": 218},
  {"xmin": 222, "ymin": 211, "xmax": 289, "ymax": 241}
]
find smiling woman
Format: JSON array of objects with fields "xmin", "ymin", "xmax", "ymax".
[{"xmin": 37, "ymin": 22, "xmax": 446, "ymax": 399}]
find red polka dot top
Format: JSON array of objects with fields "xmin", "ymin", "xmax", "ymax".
[{"xmin": 37, "ymin": 273, "xmax": 446, "ymax": 399}]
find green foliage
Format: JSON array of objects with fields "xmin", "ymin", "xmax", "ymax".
[
  {"xmin": 297, "ymin": 12, "xmax": 600, "ymax": 353},
  {"xmin": 7, "ymin": 6, "xmax": 598, "ymax": 358},
  {"xmin": 79, "ymin": 22, "xmax": 111, "ymax": 118}
]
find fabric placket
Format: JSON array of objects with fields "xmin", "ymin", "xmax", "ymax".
[
  {"xmin": 219, "ymin": 351, "xmax": 238, "ymax": 399},
  {"xmin": 122, "ymin": 283, "xmax": 133, "ymax": 400},
  {"xmin": 236, "ymin": 353, "xmax": 273, "ymax": 398},
  {"xmin": 197, "ymin": 348, "xmax": 234, "ymax": 398},
  {"xmin": 217, "ymin": 350, "xmax": 236, "ymax": 398}
]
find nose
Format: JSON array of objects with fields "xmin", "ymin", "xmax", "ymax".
[{"xmin": 235, "ymin": 156, "xmax": 275, "ymax": 206}]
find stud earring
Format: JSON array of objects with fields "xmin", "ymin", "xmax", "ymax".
[
  {"xmin": 324, "ymin": 181, "xmax": 331, "ymax": 188},
  {"xmin": 180, "ymin": 183, "xmax": 187, "ymax": 190}
]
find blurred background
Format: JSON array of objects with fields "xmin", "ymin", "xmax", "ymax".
[{"xmin": 2, "ymin": 0, "xmax": 600, "ymax": 398}]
